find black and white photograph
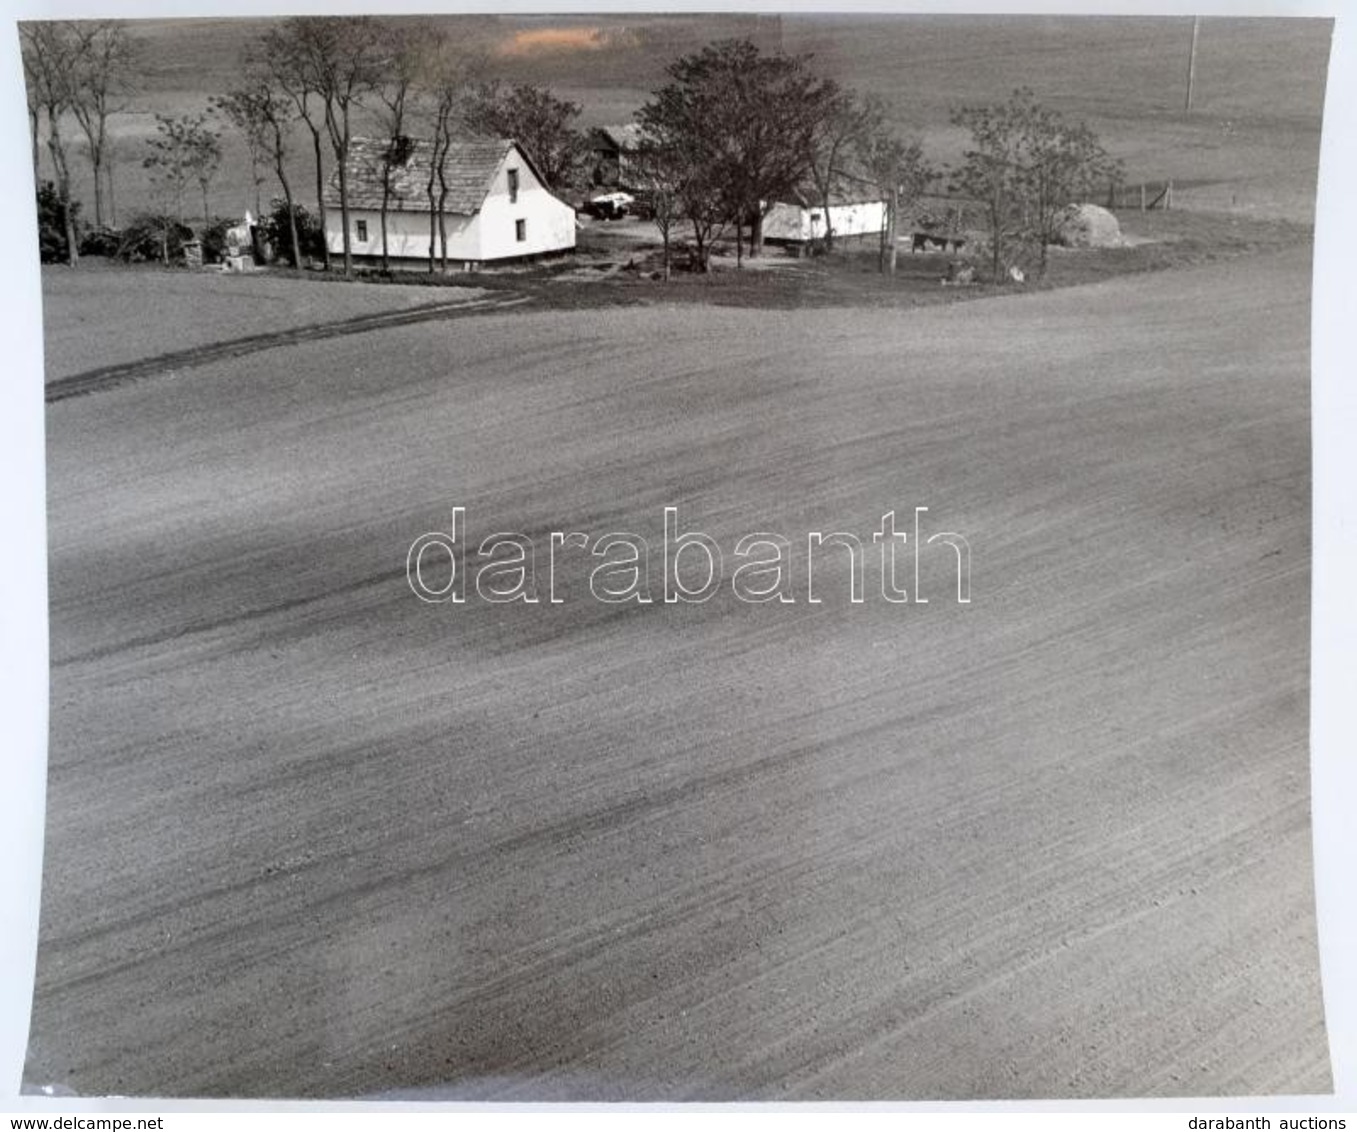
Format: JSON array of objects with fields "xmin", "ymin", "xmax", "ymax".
[{"xmin": 3, "ymin": 3, "xmax": 1352, "ymax": 1108}]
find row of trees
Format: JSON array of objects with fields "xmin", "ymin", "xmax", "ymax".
[
  {"xmin": 20, "ymin": 21, "xmax": 136, "ymax": 266},
  {"xmin": 24, "ymin": 18, "xmax": 1119, "ymax": 283},
  {"xmin": 23, "ymin": 16, "xmax": 584, "ymax": 275}
]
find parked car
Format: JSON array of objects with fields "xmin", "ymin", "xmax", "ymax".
[{"xmin": 586, "ymin": 191, "xmax": 635, "ymax": 221}]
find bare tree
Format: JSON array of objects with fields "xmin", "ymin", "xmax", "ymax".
[
  {"xmin": 144, "ymin": 112, "xmax": 220, "ymax": 230},
  {"xmin": 952, "ymin": 88, "xmax": 1119, "ymax": 281},
  {"xmin": 21, "ymin": 22, "xmax": 80, "ymax": 265},
  {"xmin": 257, "ymin": 20, "xmax": 332, "ymax": 270},
  {"xmin": 215, "ymin": 95, "xmax": 266, "ymax": 218},
  {"xmin": 1013, "ymin": 98, "xmax": 1122, "ymax": 277},
  {"xmin": 806, "ymin": 83, "xmax": 874, "ymax": 254},
  {"xmin": 213, "ymin": 79, "xmax": 302, "ymax": 267},
  {"xmin": 20, "ymin": 34, "xmax": 41, "ymax": 183},
  {"xmin": 631, "ymin": 134, "xmax": 686, "ymax": 280},
  {"xmin": 855, "ymin": 99, "xmax": 933, "ymax": 275},
  {"xmin": 68, "ymin": 20, "xmax": 136, "ymax": 230},
  {"xmin": 417, "ymin": 36, "xmax": 479, "ymax": 273},
  {"xmin": 372, "ymin": 22, "xmax": 426, "ymax": 273},
  {"xmin": 296, "ymin": 16, "xmax": 383, "ymax": 277},
  {"xmin": 189, "ymin": 118, "xmax": 222, "ymax": 229},
  {"xmin": 633, "ymin": 101, "xmax": 728, "ymax": 273}
]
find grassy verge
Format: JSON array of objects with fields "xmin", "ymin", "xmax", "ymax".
[
  {"xmin": 333, "ymin": 208, "xmax": 1310, "ymax": 312},
  {"xmin": 74, "ymin": 208, "xmax": 1311, "ymax": 316}
]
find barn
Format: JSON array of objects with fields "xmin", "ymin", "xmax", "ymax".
[
  {"xmin": 762, "ymin": 189, "xmax": 887, "ymax": 245},
  {"xmin": 324, "ymin": 137, "xmax": 576, "ymax": 267},
  {"xmin": 587, "ymin": 124, "xmax": 645, "ymax": 189}
]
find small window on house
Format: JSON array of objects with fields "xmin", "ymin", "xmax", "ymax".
[
  {"xmin": 515, "ymin": 218, "xmax": 527, "ymax": 242},
  {"xmin": 355, "ymin": 219, "xmax": 368, "ymax": 242},
  {"xmin": 507, "ymin": 169, "xmax": 520, "ymax": 204}
]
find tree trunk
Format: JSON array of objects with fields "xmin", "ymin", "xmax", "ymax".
[
  {"xmin": 270, "ymin": 132, "xmax": 301, "ymax": 268},
  {"xmin": 437, "ymin": 163, "xmax": 450, "ymax": 273},
  {"xmin": 278, "ymin": 171, "xmax": 300, "ymax": 269},
  {"xmin": 379, "ymin": 170, "xmax": 390, "ymax": 273},
  {"xmin": 286, "ymin": 198, "xmax": 301, "ymax": 269},
  {"xmin": 62, "ymin": 198, "xmax": 78, "ymax": 267},
  {"xmin": 379, "ymin": 200, "xmax": 389, "ymax": 271},
  {"xmin": 338, "ymin": 112, "xmax": 353, "ymax": 278},
  {"xmin": 428, "ymin": 192, "xmax": 437, "ymax": 274},
  {"xmin": 991, "ymin": 199, "xmax": 1002, "ymax": 283},
  {"xmin": 201, "ymin": 183, "xmax": 210, "ymax": 230},
  {"xmin": 887, "ymin": 185, "xmax": 899, "ymax": 277},
  {"xmin": 48, "ymin": 128, "xmax": 77, "ymax": 267},
  {"xmin": 427, "ymin": 143, "xmax": 439, "ymax": 274},
  {"xmin": 337, "ymin": 152, "xmax": 352, "ymax": 277},
  {"xmin": 310, "ymin": 127, "xmax": 330, "ymax": 271},
  {"xmin": 29, "ymin": 107, "xmax": 39, "ymax": 184},
  {"xmin": 692, "ymin": 221, "xmax": 708, "ymax": 273},
  {"xmin": 107, "ymin": 162, "xmax": 116, "ymax": 228},
  {"xmin": 90, "ymin": 154, "xmax": 104, "ymax": 228}
]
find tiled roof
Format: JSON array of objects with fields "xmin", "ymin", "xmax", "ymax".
[{"xmin": 326, "ymin": 136, "xmax": 512, "ymax": 215}]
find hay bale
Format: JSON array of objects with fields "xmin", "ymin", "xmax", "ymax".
[{"xmin": 1056, "ymin": 203, "xmax": 1122, "ymax": 248}]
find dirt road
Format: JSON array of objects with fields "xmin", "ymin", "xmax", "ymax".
[{"xmin": 27, "ymin": 250, "xmax": 1329, "ymax": 1099}]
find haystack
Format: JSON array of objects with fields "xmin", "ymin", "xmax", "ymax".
[{"xmin": 1055, "ymin": 203, "xmax": 1122, "ymax": 248}]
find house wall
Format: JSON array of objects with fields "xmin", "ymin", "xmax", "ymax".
[
  {"xmin": 327, "ymin": 208, "xmax": 477, "ymax": 262},
  {"xmin": 763, "ymin": 199, "xmax": 887, "ymax": 243},
  {"xmin": 476, "ymin": 151, "xmax": 577, "ymax": 261}
]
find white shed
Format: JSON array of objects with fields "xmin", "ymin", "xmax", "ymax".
[
  {"xmin": 762, "ymin": 189, "xmax": 887, "ymax": 245},
  {"xmin": 325, "ymin": 137, "xmax": 576, "ymax": 267}
]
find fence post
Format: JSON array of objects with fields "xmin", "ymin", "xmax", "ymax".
[
  {"xmin": 1140, "ymin": 183, "xmax": 1146, "ymax": 211},
  {"xmin": 1166, "ymin": 180, "xmax": 1173, "ymax": 210}
]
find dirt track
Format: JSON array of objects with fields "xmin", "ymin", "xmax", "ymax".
[{"xmin": 27, "ymin": 250, "xmax": 1329, "ymax": 1099}]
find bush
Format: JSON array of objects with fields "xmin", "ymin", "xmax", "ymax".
[
  {"xmin": 116, "ymin": 214, "xmax": 195, "ymax": 264},
  {"xmin": 79, "ymin": 226, "xmax": 122, "ymax": 258},
  {"xmin": 200, "ymin": 217, "xmax": 235, "ymax": 264},
  {"xmin": 36, "ymin": 181, "xmax": 80, "ymax": 263},
  {"xmin": 263, "ymin": 198, "xmax": 325, "ymax": 266}
]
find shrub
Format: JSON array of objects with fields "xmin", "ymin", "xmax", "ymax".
[
  {"xmin": 36, "ymin": 181, "xmax": 80, "ymax": 263},
  {"xmin": 200, "ymin": 218, "xmax": 235, "ymax": 264},
  {"xmin": 263, "ymin": 198, "xmax": 325, "ymax": 266},
  {"xmin": 78, "ymin": 226, "xmax": 122, "ymax": 258},
  {"xmin": 116, "ymin": 213, "xmax": 195, "ymax": 263}
]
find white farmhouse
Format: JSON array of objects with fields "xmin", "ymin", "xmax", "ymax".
[
  {"xmin": 762, "ymin": 189, "xmax": 887, "ymax": 246},
  {"xmin": 325, "ymin": 136, "xmax": 576, "ymax": 267}
]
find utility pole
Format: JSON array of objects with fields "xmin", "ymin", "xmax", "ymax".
[{"xmin": 1185, "ymin": 16, "xmax": 1200, "ymax": 113}]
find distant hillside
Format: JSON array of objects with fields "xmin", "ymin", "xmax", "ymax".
[{"xmin": 26, "ymin": 14, "xmax": 1333, "ymax": 225}]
